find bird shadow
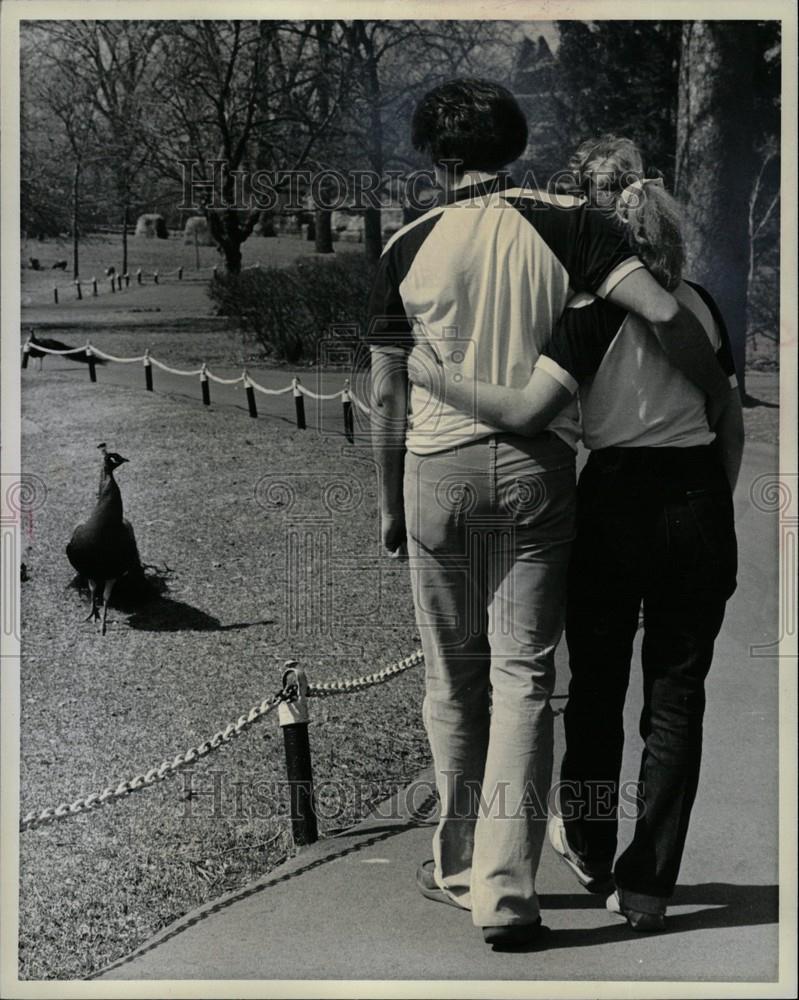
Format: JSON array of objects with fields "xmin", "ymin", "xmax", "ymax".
[
  {"xmin": 70, "ymin": 567, "xmax": 273, "ymax": 633},
  {"xmin": 125, "ymin": 598, "xmax": 274, "ymax": 633}
]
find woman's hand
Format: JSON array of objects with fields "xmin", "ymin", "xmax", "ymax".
[{"xmin": 407, "ymin": 341, "xmax": 443, "ymax": 391}]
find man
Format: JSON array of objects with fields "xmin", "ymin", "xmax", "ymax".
[{"xmin": 367, "ymin": 79, "xmax": 730, "ymax": 948}]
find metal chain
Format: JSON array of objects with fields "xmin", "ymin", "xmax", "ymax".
[
  {"xmin": 307, "ymin": 649, "xmax": 424, "ymax": 698},
  {"xmin": 19, "ymin": 649, "xmax": 426, "ymax": 831},
  {"xmin": 19, "ymin": 688, "xmax": 290, "ymax": 833}
]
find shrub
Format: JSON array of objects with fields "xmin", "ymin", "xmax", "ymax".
[{"xmin": 209, "ymin": 254, "xmax": 376, "ymax": 364}]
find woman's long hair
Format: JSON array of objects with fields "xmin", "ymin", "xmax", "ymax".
[
  {"xmin": 566, "ymin": 133, "xmax": 684, "ymax": 291},
  {"xmin": 618, "ymin": 181, "xmax": 685, "ymax": 291}
]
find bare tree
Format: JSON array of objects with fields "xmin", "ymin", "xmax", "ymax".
[
  {"xmin": 21, "ymin": 29, "xmax": 99, "ymax": 275},
  {"xmin": 32, "ymin": 21, "xmax": 165, "ymax": 275},
  {"xmin": 148, "ymin": 21, "xmax": 341, "ymax": 273}
]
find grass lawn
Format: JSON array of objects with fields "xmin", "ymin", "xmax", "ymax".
[
  {"xmin": 19, "ymin": 370, "xmax": 427, "ymax": 981},
  {"xmin": 21, "ymin": 233, "xmax": 361, "ymax": 307}
]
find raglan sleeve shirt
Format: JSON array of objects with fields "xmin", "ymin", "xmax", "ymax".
[
  {"xmin": 571, "ymin": 205, "xmax": 645, "ymax": 297},
  {"xmin": 365, "ymin": 250, "xmax": 414, "ymax": 352},
  {"xmin": 512, "ymin": 195, "xmax": 645, "ymax": 300}
]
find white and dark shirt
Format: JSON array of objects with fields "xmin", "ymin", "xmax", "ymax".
[
  {"xmin": 367, "ymin": 174, "xmax": 642, "ymax": 455},
  {"xmin": 536, "ymin": 280, "xmax": 738, "ymax": 450}
]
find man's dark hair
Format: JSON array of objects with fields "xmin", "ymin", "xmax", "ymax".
[{"xmin": 411, "ymin": 78, "xmax": 528, "ymax": 172}]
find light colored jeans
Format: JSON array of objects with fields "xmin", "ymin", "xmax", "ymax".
[{"xmin": 404, "ymin": 432, "xmax": 576, "ymax": 927}]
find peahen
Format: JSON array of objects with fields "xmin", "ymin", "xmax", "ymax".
[
  {"xmin": 66, "ymin": 444, "xmax": 142, "ymax": 635},
  {"xmin": 26, "ymin": 331, "xmax": 106, "ymax": 371}
]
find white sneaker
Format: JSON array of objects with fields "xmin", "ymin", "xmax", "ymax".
[
  {"xmin": 606, "ymin": 889, "xmax": 666, "ymax": 932},
  {"xmin": 547, "ymin": 814, "xmax": 614, "ymax": 894}
]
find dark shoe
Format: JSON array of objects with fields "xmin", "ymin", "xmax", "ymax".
[
  {"xmin": 416, "ymin": 860, "xmax": 464, "ymax": 910},
  {"xmin": 547, "ymin": 814, "xmax": 614, "ymax": 894},
  {"xmin": 482, "ymin": 918, "xmax": 548, "ymax": 950},
  {"xmin": 606, "ymin": 889, "xmax": 666, "ymax": 932}
]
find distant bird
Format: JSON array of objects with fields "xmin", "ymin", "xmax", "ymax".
[
  {"xmin": 66, "ymin": 444, "xmax": 142, "ymax": 635},
  {"xmin": 105, "ymin": 265, "xmax": 116, "ymax": 277},
  {"xmin": 28, "ymin": 257, "xmax": 41, "ymax": 271},
  {"xmin": 25, "ymin": 331, "xmax": 105, "ymax": 371},
  {"xmin": 51, "ymin": 259, "xmax": 68, "ymax": 270}
]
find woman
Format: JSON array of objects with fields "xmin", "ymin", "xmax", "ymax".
[{"xmin": 407, "ymin": 136, "xmax": 744, "ymax": 932}]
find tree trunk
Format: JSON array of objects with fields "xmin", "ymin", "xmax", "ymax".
[
  {"xmin": 363, "ymin": 208, "xmax": 383, "ymax": 263},
  {"xmin": 224, "ymin": 244, "xmax": 243, "ymax": 274},
  {"xmin": 313, "ymin": 23, "xmax": 335, "ymax": 255},
  {"xmin": 72, "ymin": 160, "xmax": 80, "ymax": 280},
  {"xmin": 122, "ymin": 203, "xmax": 129, "ymax": 277},
  {"xmin": 359, "ymin": 27, "xmax": 383, "ymax": 263},
  {"xmin": 315, "ymin": 208, "xmax": 333, "ymax": 253},
  {"xmin": 675, "ymin": 22, "xmax": 760, "ymax": 399}
]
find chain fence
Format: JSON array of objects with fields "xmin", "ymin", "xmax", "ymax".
[
  {"xmin": 19, "ymin": 648, "xmax": 425, "ymax": 833},
  {"xmin": 21, "ymin": 339, "xmax": 371, "ymax": 416}
]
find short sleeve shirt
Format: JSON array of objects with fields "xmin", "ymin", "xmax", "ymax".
[
  {"xmin": 536, "ymin": 279, "xmax": 738, "ymax": 449},
  {"xmin": 366, "ymin": 174, "xmax": 643, "ymax": 454}
]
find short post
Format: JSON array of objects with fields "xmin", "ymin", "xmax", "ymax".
[
  {"xmin": 293, "ymin": 378, "xmax": 306, "ymax": 430},
  {"xmin": 22, "ymin": 340, "xmax": 30, "ymax": 370},
  {"xmin": 200, "ymin": 364, "xmax": 210, "ymax": 406},
  {"xmin": 244, "ymin": 372, "xmax": 258, "ymax": 418},
  {"xmin": 136, "ymin": 268, "xmax": 142, "ymax": 285},
  {"xmin": 153, "ymin": 270, "xmax": 159, "ymax": 285},
  {"xmin": 53, "ymin": 287, "xmax": 59, "ymax": 305},
  {"xmin": 124, "ymin": 272, "xmax": 130, "ymax": 288},
  {"xmin": 110, "ymin": 276, "xmax": 116, "ymax": 293},
  {"xmin": 92, "ymin": 276, "xmax": 98, "ymax": 297},
  {"xmin": 342, "ymin": 380, "xmax": 354, "ymax": 444},
  {"xmin": 75, "ymin": 280, "xmax": 82, "ymax": 301},
  {"xmin": 85, "ymin": 344, "xmax": 96, "ymax": 383},
  {"xmin": 278, "ymin": 662, "xmax": 318, "ymax": 848},
  {"xmin": 212, "ymin": 265, "xmax": 218, "ymax": 280},
  {"xmin": 178, "ymin": 266, "xmax": 183, "ymax": 281},
  {"xmin": 144, "ymin": 350, "xmax": 153, "ymax": 392}
]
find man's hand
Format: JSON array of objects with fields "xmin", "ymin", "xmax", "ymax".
[{"xmin": 381, "ymin": 506, "xmax": 407, "ymax": 557}]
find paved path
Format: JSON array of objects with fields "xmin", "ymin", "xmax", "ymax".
[{"xmin": 95, "ymin": 441, "xmax": 783, "ymax": 985}]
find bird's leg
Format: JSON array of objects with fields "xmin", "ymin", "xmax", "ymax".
[
  {"xmin": 100, "ymin": 578, "xmax": 116, "ymax": 636},
  {"xmin": 83, "ymin": 580, "xmax": 100, "ymax": 622}
]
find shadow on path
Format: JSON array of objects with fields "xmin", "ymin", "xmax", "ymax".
[
  {"xmin": 742, "ymin": 394, "xmax": 779, "ymax": 409},
  {"xmin": 525, "ymin": 882, "xmax": 779, "ymax": 955},
  {"xmin": 93, "ymin": 791, "xmax": 438, "ymax": 980}
]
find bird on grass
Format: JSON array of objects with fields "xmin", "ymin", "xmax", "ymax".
[
  {"xmin": 66, "ymin": 444, "xmax": 142, "ymax": 635},
  {"xmin": 25, "ymin": 331, "xmax": 106, "ymax": 371}
]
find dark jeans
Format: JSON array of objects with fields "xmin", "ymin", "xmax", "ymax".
[{"xmin": 560, "ymin": 445, "xmax": 738, "ymax": 902}]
